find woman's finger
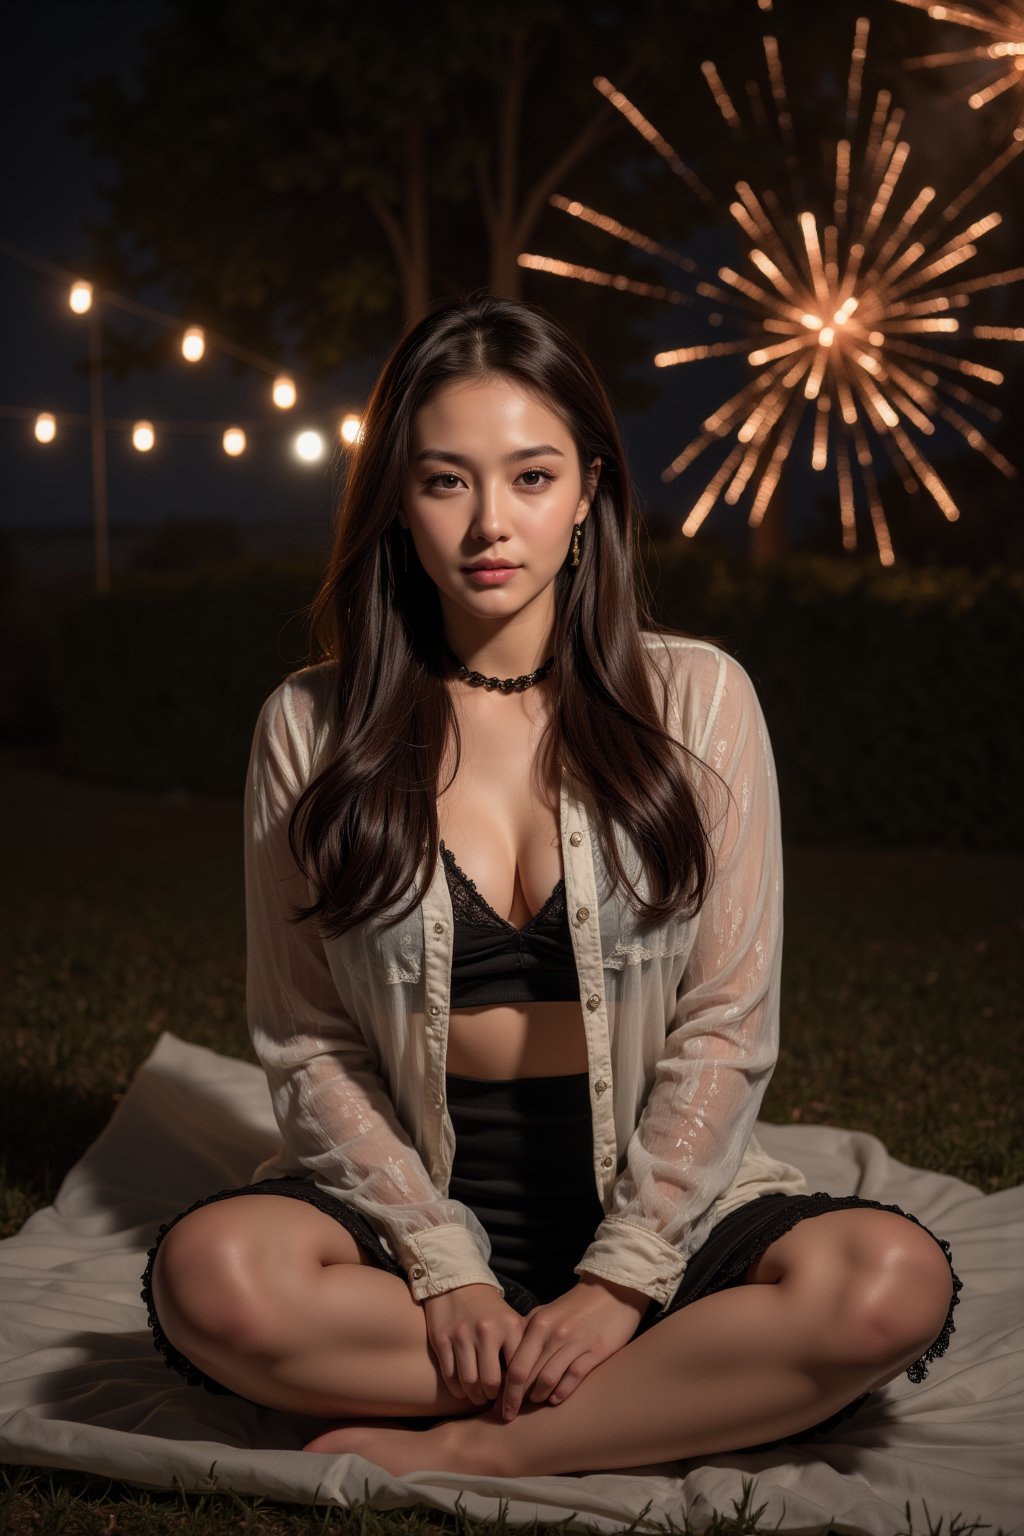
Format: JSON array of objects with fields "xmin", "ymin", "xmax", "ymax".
[
  {"xmin": 452, "ymin": 1331, "xmax": 487, "ymax": 1406},
  {"xmin": 476, "ymin": 1330, "xmax": 506, "ymax": 1401},
  {"xmin": 431, "ymin": 1337, "xmax": 464, "ymax": 1397},
  {"xmin": 542, "ymin": 1348, "xmax": 599, "ymax": 1405},
  {"xmin": 526, "ymin": 1342, "xmax": 584, "ymax": 1403},
  {"xmin": 500, "ymin": 1326, "xmax": 550, "ymax": 1419}
]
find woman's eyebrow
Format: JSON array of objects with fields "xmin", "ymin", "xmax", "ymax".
[{"xmin": 415, "ymin": 445, "xmax": 566, "ymax": 465}]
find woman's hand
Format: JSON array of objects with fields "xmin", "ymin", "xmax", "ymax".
[
  {"xmin": 499, "ymin": 1273, "xmax": 650, "ymax": 1420},
  {"xmin": 421, "ymin": 1283, "xmax": 528, "ymax": 1407}
]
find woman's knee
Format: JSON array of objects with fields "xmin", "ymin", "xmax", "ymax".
[
  {"xmin": 151, "ymin": 1202, "xmax": 276, "ymax": 1356},
  {"xmin": 818, "ymin": 1210, "xmax": 954, "ymax": 1370},
  {"xmin": 150, "ymin": 1194, "xmax": 367, "ymax": 1359},
  {"xmin": 760, "ymin": 1208, "xmax": 954, "ymax": 1372}
]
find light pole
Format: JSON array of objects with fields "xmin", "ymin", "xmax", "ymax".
[
  {"xmin": 69, "ymin": 279, "xmax": 110, "ymax": 596},
  {"xmin": 88, "ymin": 301, "xmax": 110, "ymax": 595}
]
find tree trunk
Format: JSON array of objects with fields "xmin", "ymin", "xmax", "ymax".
[
  {"xmin": 485, "ymin": 46, "xmax": 626, "ymax": 299},
  {"xmin": 487, "ymin": 36, "xmax": 525, "ymax": 297},
  {"xmin": 366, "ymin": 114, "xmax": 431, "ymax": 327},
  {"xmin": 489, "ymin": 246, "xmax": 524, "ymax": 298},
  {"xmin": 403, "ymin": 113, "xmax": 430, "ymax": 324}
]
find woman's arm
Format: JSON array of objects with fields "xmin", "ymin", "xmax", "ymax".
[
  {"xmin": 244, "ymin": 674, "xmax": 502, "ymax": 1303},
  {"xmin": 574, "ymin": 650, "xmax": 784, "ymax": 1305}
]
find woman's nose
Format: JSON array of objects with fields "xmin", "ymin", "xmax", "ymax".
[{"xmin": 469, "ymin": 479, "xmax": 511, "ymax": 540}]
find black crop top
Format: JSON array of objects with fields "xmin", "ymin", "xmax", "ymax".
[{"xmin": 440, "ymin": 840, "xmax": 580, "ymax": 1007}]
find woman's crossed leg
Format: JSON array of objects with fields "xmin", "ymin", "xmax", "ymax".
[
  {"xmin": 152, "ymin": 1199, "xmax": 955, "ymax": 1475},
  {"xmin": 149, "ymin": 1193, "xmax": 482, "ymax": 1420}
]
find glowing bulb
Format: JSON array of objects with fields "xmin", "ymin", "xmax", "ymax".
[
  {"xmin": 69, "ymin": 281, "xmax": 92, "ymax": 314},
  {"xmin": 222, "ymin": 427, "xmax": 246, "ymax": 456},
  {"xmin": 340, "ymin": 413, "xmax": 363, "ymax": 445},
  {"xmin": 132, "ymin": 421, "xmax": 155, "ymax": 452},
  {"xmin": 295, "ymin": 430, "xmax": 325, "ymax": 462},
  {"xmin": 181, "ymin": 326, "xmax": 205, "ymax": 362},
  {"xmin": 272, "ymin": 375, "xmax": 297, "ymax": 409},
  {"xmin": 819, "ymin": 327, "xmax": 835, "ymax": 346},
  {"xmin": 34, "ymin": 412, "xmax": 56, "ymax": 443}
]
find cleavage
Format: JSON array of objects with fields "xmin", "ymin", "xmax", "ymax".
[{"xmin": 439, "ymin": 839, "xmax": 564, "ymax": 933}]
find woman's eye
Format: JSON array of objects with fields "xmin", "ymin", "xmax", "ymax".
[
  {"xmin": 425, "ymin": 472, "xmax": 463, "ymax": 493},
  {"xmin": 519, "ymin": 469, "xmax": 554, "ymax": 488}
]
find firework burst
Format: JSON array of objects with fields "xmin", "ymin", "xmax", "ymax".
[
  {"xmin": 519, "ymin": 15, "xmax": 1024, "ymax": 563},
  {"xmin": 894, "ymin": 1, "xmax": 1024, "ymax": 168}
]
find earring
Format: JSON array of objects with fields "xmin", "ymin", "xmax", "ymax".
[{"xmin": 571, "ymin": 523, "xmax": 582, "ymax": 567}]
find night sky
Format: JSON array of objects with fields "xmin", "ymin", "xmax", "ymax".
[
  {"xmin": 4, "ymin": 2, "xmax": 1019, "ymax": 585},
  {"xmin": 1, "ymin": 0, "xmax": 765, "ymax": 584}
]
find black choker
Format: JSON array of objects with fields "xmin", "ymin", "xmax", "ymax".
[{"xmin": 445, "ymin": 644, "xmax": 555, "ymax": 693}]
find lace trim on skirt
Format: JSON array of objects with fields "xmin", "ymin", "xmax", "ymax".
[{"xmin": 676, "ymin": 1190, "xmax": 963, "ymax": 1386}]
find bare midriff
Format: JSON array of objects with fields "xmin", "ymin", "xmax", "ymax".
[{"xmin": 438, "ymin": 686, "xmax": 589, "ymax": 1081}]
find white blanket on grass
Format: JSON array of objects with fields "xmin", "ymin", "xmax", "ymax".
[{"xmin": 0, "ymin": 1032, "xmax": 1020, "ymax": 1534}]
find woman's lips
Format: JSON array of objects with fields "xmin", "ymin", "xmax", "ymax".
[{"xmin": 463, "ymin": 566, "xmax": 520, "ymax": 584}]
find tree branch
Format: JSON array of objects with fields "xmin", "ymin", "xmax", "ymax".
[
  {"xmin": 511, "ymin": 58, "xmax": 641, "ymax": 252},
  {"xmin": 496, "ymin": 33, "xmax": 526, "ymax": 233},
  {"xmin": 365, "ymin": 189, "xmax": 409, "ymax": 271},
  {"xmin": 474, "ymin": 150, "xmax": 498, "ymax": 239}
]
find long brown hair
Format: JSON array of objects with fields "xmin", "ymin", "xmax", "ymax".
[{"xmin": 289, "ymin": 294, "xmax": 725, "ymax": 937}]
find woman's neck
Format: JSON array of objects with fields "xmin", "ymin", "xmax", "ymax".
[{"xmin": 442, "ymin": 616, "xmax": 555, "ymax": 684}]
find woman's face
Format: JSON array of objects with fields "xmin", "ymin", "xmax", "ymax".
[{"xmin": 398, "ymin": 373, "xmax": 597, "ymax": 631}]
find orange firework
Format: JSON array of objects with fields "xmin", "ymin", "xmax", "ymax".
[
  {"xmin": 894, "ymin": 1, "xmax": 1024, "ymax": 163},
  {"xmin": 519, "ymin": 15, "xmax": 1024, "ymax": 563}
]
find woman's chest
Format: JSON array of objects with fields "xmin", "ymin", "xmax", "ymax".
[{"xmin": 436, "ymin": 697, "xmax": 563, "ymax": 929}]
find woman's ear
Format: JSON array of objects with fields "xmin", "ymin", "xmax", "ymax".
[{"xmin": 581, "ymin": 457, "xmax": 602, "ymax": 511}]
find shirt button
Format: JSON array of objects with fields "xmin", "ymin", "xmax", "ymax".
[
  {"xmin": 429, "ymin": 1004, "xmax": 441, "ymax": 1016},
  {"xmin": 410, "ymin": 1265, "xmax": 424, "ymax": 1280},
  {"xmin": 576, "ymin": 906, "xmax": 590, "ymax": 922},
  {"xmin": 586, "ymin": 993, "xmax": 601, "ymax": 1010},
  {"xmin": 433, "ymin": 921, "xmax": 444, "ymax": 934},
  {"xmin": 569, "ymin": 831, "xmax": 583, "ymax": 846},
  {"xmin": 601, "ymin": 1156, "xmax": 614, "ymax": 1169},
  {"xmin": 594, "ymin": 1078, "xmax": 608, "ymax": 1095}
]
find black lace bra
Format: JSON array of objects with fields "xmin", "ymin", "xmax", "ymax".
[{"xmin": 439, "ymin": 840, "xmax": 580, "ymax": 1007}]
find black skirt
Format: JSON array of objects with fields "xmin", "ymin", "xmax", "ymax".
[{"xmin": 140, "ymin": 1069, "xmax": 962, "ymax": 1441}]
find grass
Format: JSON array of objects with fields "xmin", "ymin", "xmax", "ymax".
[{"xmin": 1, "ymin": 748, "xmax": 1020, "ymax": 1535}]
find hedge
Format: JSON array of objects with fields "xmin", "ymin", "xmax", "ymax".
[{"xmin": 41, "ymin": 546, "xmax": 1022, "ymax": 849}]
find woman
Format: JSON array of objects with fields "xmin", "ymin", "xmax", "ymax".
[{"xmin": 141, "ymin": 295, "xmax": 960, "ymax": 1478}]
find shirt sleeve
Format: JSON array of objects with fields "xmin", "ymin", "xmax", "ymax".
[
  {"xmin": 574, "ymin": 651, "xmax": 784, "ymax": 1305},
  {"xmin": 245, "ymin": 675, "xmax": 504, "ymax": 1302}
]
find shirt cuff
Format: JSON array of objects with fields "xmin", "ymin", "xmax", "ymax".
[
  {"xmin": 400, "ymin": 1224, "xmax": 505, "ymax": 1303},
  {"xmin": 573, "ymin": 1217, "xmax": 687, "ymax": 1305}
]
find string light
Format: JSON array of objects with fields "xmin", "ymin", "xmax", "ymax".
[
  {"xmin": 295, "ymin": 429, "xmax": 325, "ymax": 461},
  {"xmin": 272, "ymin": 374, "xmax": 297, "ymax": 409},
  {"xmin": 0, "ymin": 245, "xmax": 365, "ymax": 463},
  {"xmin": 1, "ymin": 237, "xmax": 366, "ymax": 593},
  {"xmin": 181, "ymin": 325, "xmax": 205, "ymax": 362},
  {"xmin": 521, "ymin": 14, "xmax": 1023, "ymax": 563}
]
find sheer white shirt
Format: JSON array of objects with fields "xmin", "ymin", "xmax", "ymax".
[{"xmin": 245, "ymin": 633, "xmax": 807, "ymax": 1306}]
